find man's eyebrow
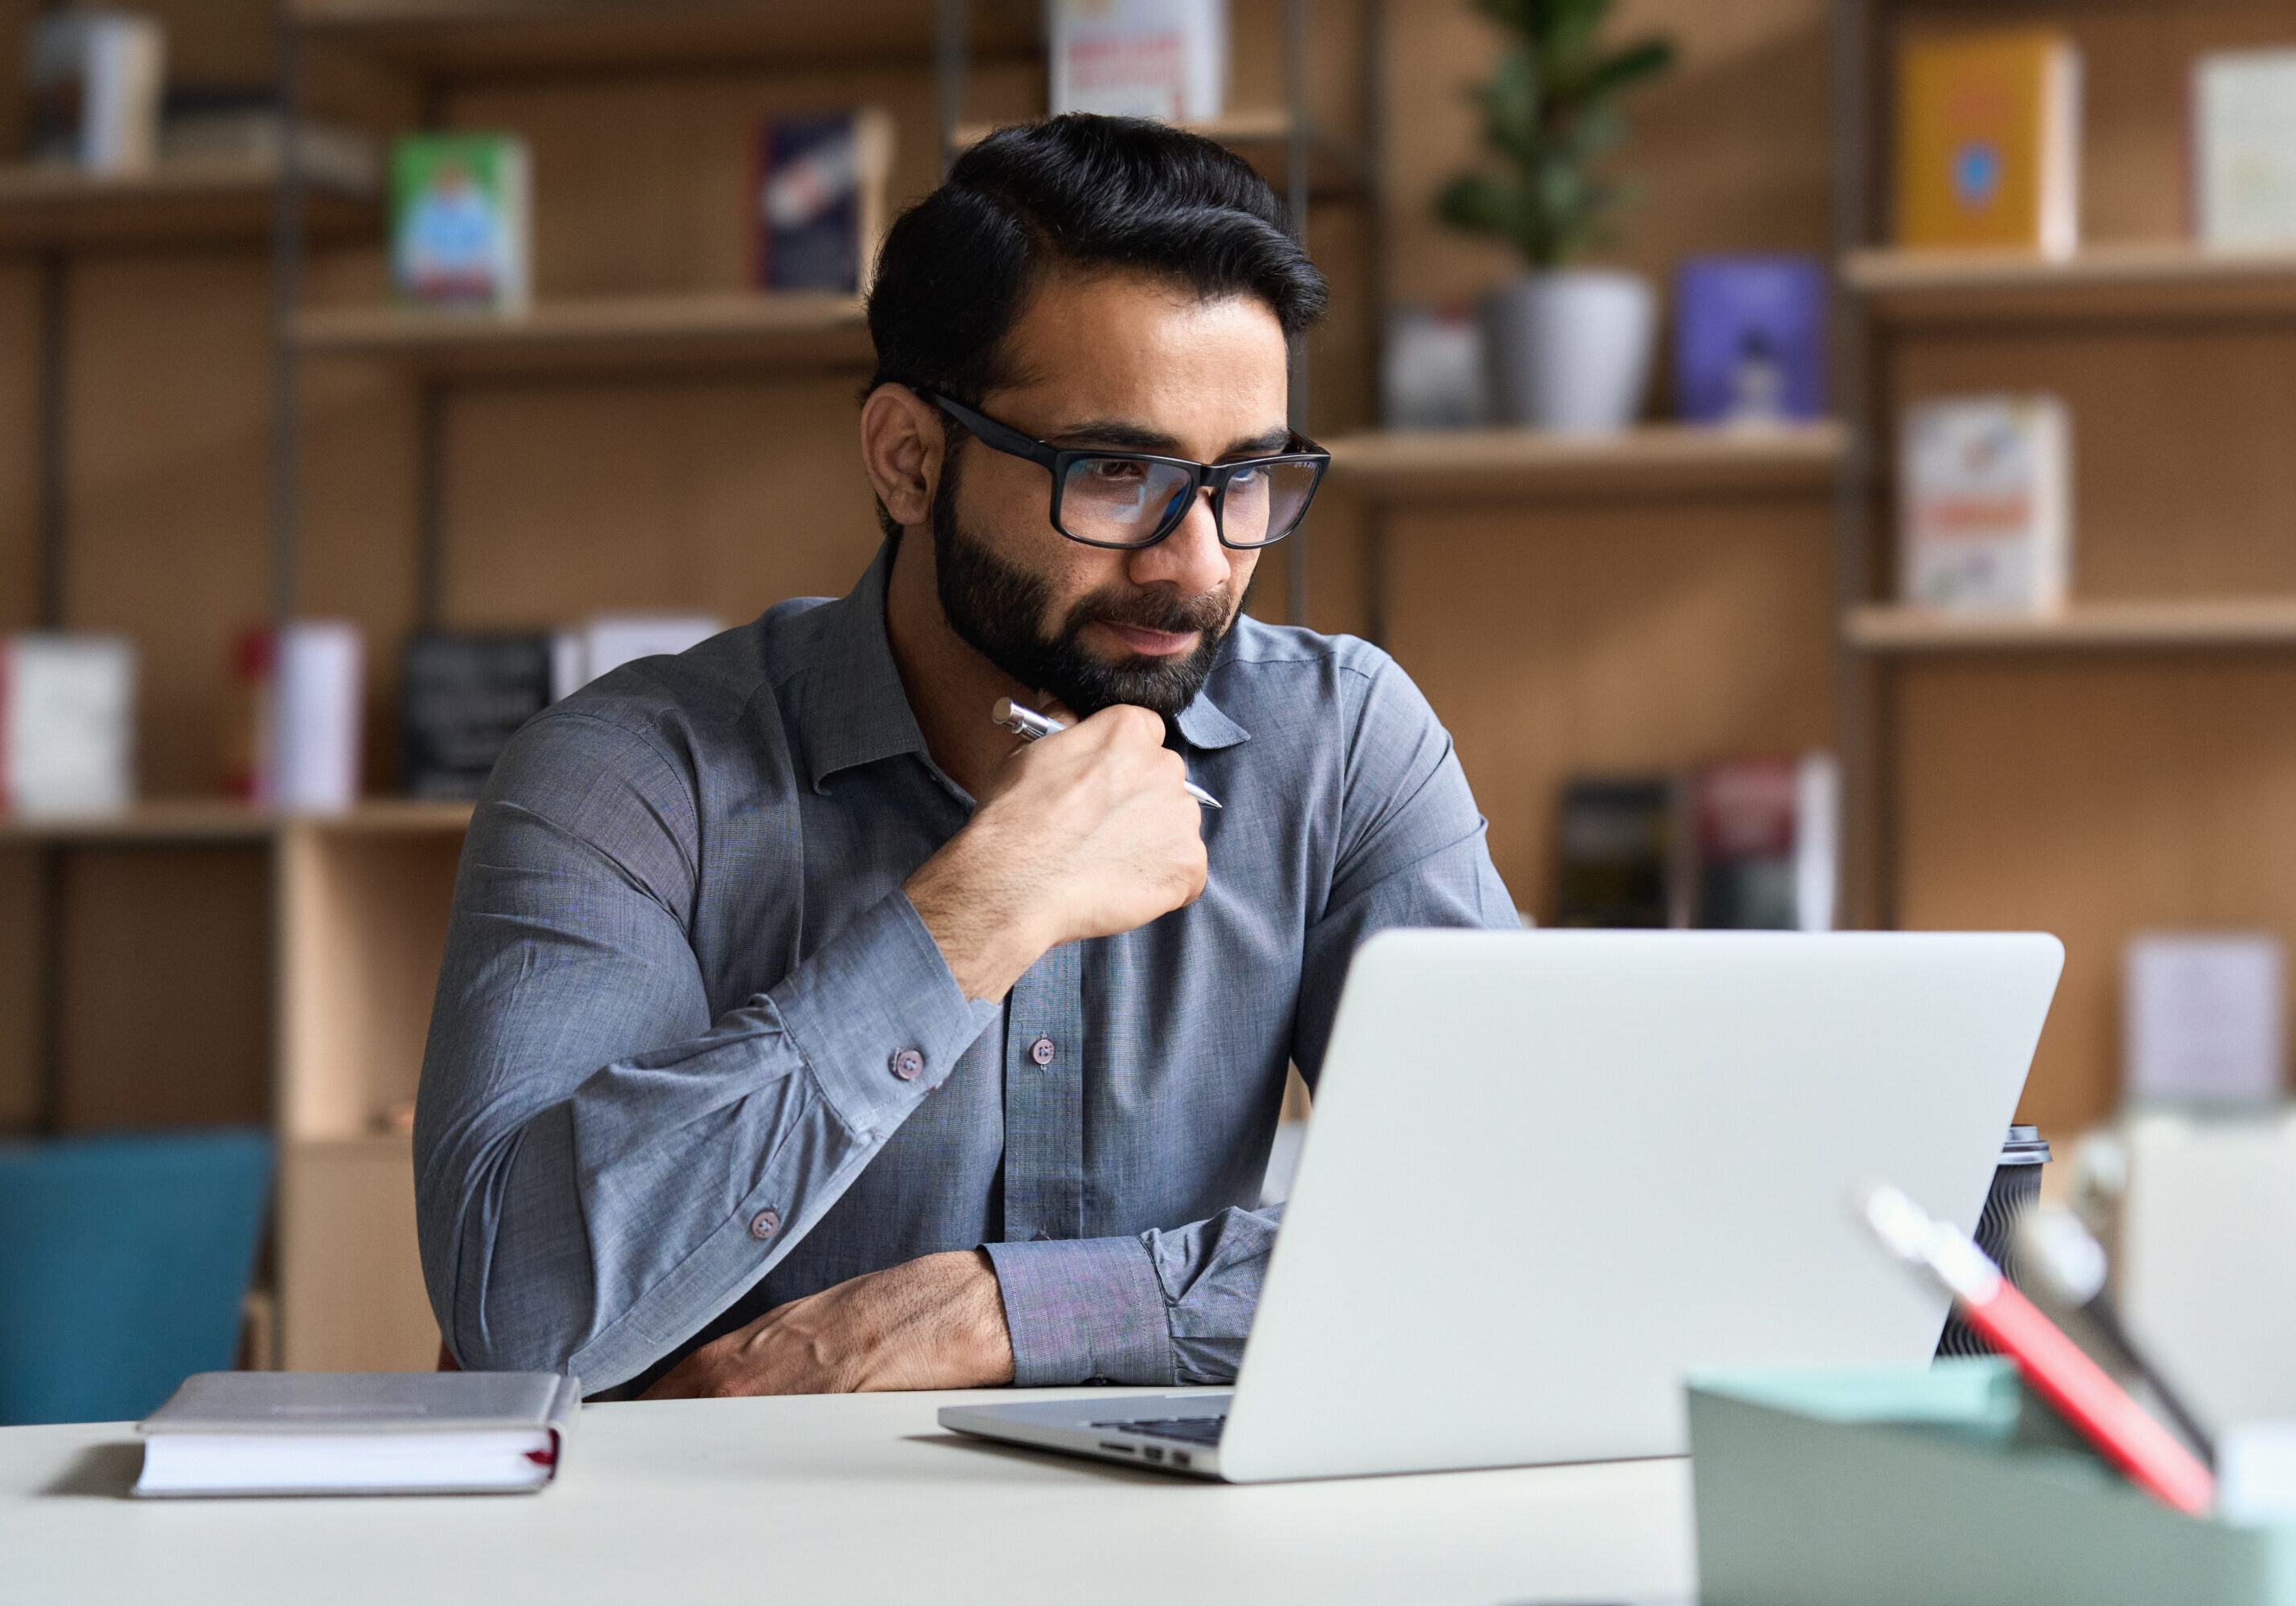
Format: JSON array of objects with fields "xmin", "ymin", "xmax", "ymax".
[{"xmin": 1044, "ymin": 418, "xmax": 1294, "ymax": 458}]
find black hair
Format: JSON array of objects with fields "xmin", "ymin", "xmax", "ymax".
[{"xmin": 865, "ymin": 113, "xmax": 1328, "ymax": 410}]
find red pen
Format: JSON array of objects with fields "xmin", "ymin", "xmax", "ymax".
[{"xmin": 1860, "ymin": 1183, "xmax": 2217, "ymax": 1517}]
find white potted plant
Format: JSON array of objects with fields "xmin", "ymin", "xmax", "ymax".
[{"xmin": 1439, "ymin": 0, "xmax": 1674, "ymax": 434}]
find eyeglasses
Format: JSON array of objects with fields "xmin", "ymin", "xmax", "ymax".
[{"xmin": 922, "ymin": 391, "xmax": 1330, "ymax": 551}]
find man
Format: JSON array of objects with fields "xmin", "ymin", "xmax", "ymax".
[{"xmin": 415, "ymin": 115, "xmax": 1516, "ymax": 1399}]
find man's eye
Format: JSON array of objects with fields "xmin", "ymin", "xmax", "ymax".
[{"xmin": 1089, "ymin": 459, "xmax": 1146, "ymax": 483}]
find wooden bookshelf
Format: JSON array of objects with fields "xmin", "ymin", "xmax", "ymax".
[
  {"xmin": 291, "ymin": 291, "xmax": 873, "ymax": 375},
  {"xmin": 1849, "ymin": 601, "xmax": 2296, "ymax": 654},
  {"xmin": 1835, "ymin": 0, "xmax": 2296, "ymax": 1133},
  {"xmin": 0, "ymin": 157, "xmax": 375, "ymax": 251},
  {"xmin": 1326, "ymin": 422, "xmax": 1848, "ymax": 500},
  {"xmin": 289, "ymin": 0, "xmax": 1041, "ymax": 76},
  {"xmin": 1843, "ymin": 245, "xmax": 2296, "ymax": 324}
]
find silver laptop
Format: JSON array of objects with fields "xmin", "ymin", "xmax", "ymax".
[{"xmin": 941, "ymin": 927, "xmax": 2062, "ymax": 1482}]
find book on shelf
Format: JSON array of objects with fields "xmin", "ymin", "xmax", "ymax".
[
  {"xmin": 2124, "ymin": 933, "xmax": 2285, "ymax": 1107},
  {"xmin": 227, "ymin": 621, "xmax": 364, "ymax": 812},
  {"xmin": 1689, "ymin": 753, "xmax": 1837, "ymax": 933},
  {"xmin": 549, "ymin": 615, "xmax": 723, "ymax": 703},
  {"xmin": 1894, "ymin": 27, "xmax": 2080, "ymax": 257},
  {"xmin": 1671, "ymin": 255, "xmax": 1826, "ymax": 427},
  {"xmin": 402, "ymin": 633, "xmax": 553, "ymax": 801},
  {"xmin": 2192, "ymin": 49, "xmax": 2296, "ymax": 250},
  {"xmin": 1048, "ymin": 0, "xmax": 1227, "ymax": 123},
  {"xmin": 26, "ymin": 9, "xmax": 166, "ymax": 174},
  {"xmin": 1553, "ymin": 776, "xmax": 1687, "ymax": 929},
  {"xmin": 391, "ymin": 132, "xmax": 531, "ymax": 312},
  {"xmin": 0, "ymin": 633, "xmax": 136, "ymax": 816},
  {"xmin": 160, "ymin": 88, "xmax": 380, "ymax": 192},
  {"xmin": 135, "ymin": 1371, "xmax": 580, "ymax": 1498},
  {"xmin": 1899, "ymin": 394, "xmax": 2071, "ymax": 614},
  {"xmin": 750, "ymin": 108, "xmax": 895, "ymax": 296},
  {"xmin": 1553, "ymin": 756, "xmax": 1837, "ymax": 931}
]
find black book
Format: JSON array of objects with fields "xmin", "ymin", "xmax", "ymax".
[
  {"xmin": 402, "ymin": 633, "xmax": 552, "ymax": 800},
  {"xmin": 1552, "ymin": 776, "xmax": 1685, "ymax": 929}
]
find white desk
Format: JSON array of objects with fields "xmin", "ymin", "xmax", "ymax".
[{"xmin": 0, "ymin": 1388, "xmax": 1695, "ymax": 1604}]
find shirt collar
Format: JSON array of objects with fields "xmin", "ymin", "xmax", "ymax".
[
  {"xmin": 793, "ymin": 543, "xmax": 931, "ymax": 793},
  {"xmin": 795, "ymin": 540, "xmax": 1254, "ymax": 789}
]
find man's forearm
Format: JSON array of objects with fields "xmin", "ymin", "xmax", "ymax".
[{"xmin": 421, "ymin": 889, "xmax": 1000, "ymax": 1390}]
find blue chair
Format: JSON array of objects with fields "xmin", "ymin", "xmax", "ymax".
[{"xmin": 0, "ymin": 1128, "xmax": 272, "ymax": 1425}]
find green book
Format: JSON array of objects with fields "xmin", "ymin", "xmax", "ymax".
[{"xmin": 390, "ymin": 132, "xmax": 530, "ymax": 312}]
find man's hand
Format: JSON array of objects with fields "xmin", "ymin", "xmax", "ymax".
[
  {"xmin": 906, "ymin": 703, "xmax": 1207, "ymax": 999},
  {"xmin": 641, "ymin": 1249, "xmax": 1014, "ymax": 1400}
]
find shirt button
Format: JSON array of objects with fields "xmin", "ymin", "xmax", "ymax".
[
  {"xmin": 890, "ymin": 1048, "xmax": 924, "ymax": 1081},
  {"xmin": 1029, "ymin": 1035, "xmax": 1056, "ymax": 1066},
  {"xmin": 748, "ymin": 1209, "xmax": 780, "ymax": 1241}
]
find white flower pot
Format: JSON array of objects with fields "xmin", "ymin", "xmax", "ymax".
[{"xmin": 1482, "ymin": 269, "xmax": 1658, "ymax": 434}]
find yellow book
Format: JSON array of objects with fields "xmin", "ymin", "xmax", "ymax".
[{"xmin": 1894, "ymin": 28, "xmax": 2081, "ymax": 255}]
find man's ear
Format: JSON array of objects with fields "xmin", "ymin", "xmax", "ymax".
[{"xmin": 861, "ymin": 384, "xmax": 944, "ymax": 531}]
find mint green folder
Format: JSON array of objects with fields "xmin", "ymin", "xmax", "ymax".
[{"xmin": 1688, "ymin": 1359, "xmax": 2296, "ymax": 1606}]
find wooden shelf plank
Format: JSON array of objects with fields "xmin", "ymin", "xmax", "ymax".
[
  {"xmin": 289, "ymin": 0, "xmax": 1039, "ymax": 76},
  {"xmin": 0, "ymin": 157, "xmax": 376, "ymax": 251},
  {"xmin": 291, "ymin": 291, "xmax": 873, "ymax": 375},
  {"xmin": 1843, "ymin": 244, "xmax": 2296, "ymax": 323},
  {"xmin": 1848, "ymin": 598, "xmax": 2296, "ymax": 654},
  {"xmin": 0, "ymin": 799, "xmax": 275, "ymax": 844},
  {"xmin": 303, "ymin": 800, "xmax": 477, "ymax": 834},
  {"xmin": 0, "ymin": 797, "xmax": 474, "ymax": 843},
  {"xmin": 1323, "ymin": 421, "xmax": 1848, "ymax": 499}
]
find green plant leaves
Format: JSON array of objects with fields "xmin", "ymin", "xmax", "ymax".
[{"xmin": 1439, "ymin": 0, "xmax": 1675, "ymax": 271}]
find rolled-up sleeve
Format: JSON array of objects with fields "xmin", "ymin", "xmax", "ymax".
[{"xmin": 413, "ymin": 709, "xmax": 998, "ymax": 1392}]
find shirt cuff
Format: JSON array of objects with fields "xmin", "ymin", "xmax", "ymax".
[
  {"xmin": 983, "ymin": 1234, "xmax": 1175, "ymax": 1387},
  {"xmin": 767, "ymin": 891, "xmax": 1000, "ymax": 1136}
]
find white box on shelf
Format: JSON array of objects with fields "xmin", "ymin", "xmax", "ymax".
[
  {"xmin": 1899, "ymin": 393, "xmax": 2071, "ymax": 614},
  {"xmin": 550, "ymin": 615, "xmax": 723, "ymax": 703},
  {"xmin": 2124, "ymin": 931, "xmax": 2285, "ymax": 1107},
  {"xmin": 2194, "ymin": 48, "xmax": 2296, "ymax": 249},
  {"xmin": 270, "ymin": 620, "xmax": 365, "ymax": 812},
  {"xmin": 1048, "ymin": 0, "xmax": 1227, "ymax": 124},
  {"xmin": 1382, "ymin": 306, "xmax": 1487, "ymax": 429},
  {"xmin": 27, "ymin": 9, "xmax": 166, "ymax": 174},
  {"xmin": 1, "ymin": 633, "xmax": 136, "ymax": 815}
]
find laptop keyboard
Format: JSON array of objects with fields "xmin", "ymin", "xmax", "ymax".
[{"xmin": 1089, "ymin": 1415, "xmax": 1227, "ymax": 1445}]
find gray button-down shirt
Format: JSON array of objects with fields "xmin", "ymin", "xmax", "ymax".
[{"xmin": 415, "ymin": 543, "xmax": 1516, "ymax": 1393}]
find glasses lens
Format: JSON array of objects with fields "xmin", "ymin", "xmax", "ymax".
[
  {"xmin": 1059, "ymin": 456, "xmax": 1198, "ymax": 547},
  {"xmin": 1216, "ymin": 459, "xmax": 1322, "ymax": 548}
]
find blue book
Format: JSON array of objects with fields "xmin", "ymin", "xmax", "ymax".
[
  {"xmin": 1672, "ymin": 255, "xmax": 1826, "ymax": 425},
  {"xmin": 751, "ymin": 108, "xmax": 894, "ymax": 294}
]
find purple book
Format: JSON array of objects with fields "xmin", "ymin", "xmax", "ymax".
[{"xmin": 1672, "ymin": 255, "xmax": 1827, "ymax": 425}]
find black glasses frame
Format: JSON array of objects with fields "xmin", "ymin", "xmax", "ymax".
[{"xmin": 921, "ymin": 390, "xmax": 1331, "ymax": 551}]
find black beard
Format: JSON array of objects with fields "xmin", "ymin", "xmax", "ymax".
[{"xmin": 930, "ymin": 454, "xmax": 1235, "ymax": 720}]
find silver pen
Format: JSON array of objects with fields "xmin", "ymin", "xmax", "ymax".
[{"xmin": 991, "ymin": 698, "xmax": 1223, "ymax": 809}]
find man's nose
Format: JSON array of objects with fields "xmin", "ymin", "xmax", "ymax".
[{"xmin": 1126, "ymin": 487, "xmax": 1227, "ymax": 599}]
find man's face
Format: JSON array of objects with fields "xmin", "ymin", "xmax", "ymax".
[{"xmin": 930, "ymin": 270, "xmax": 1291, "ymax": 719}]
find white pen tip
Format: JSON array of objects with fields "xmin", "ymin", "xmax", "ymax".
[
  {"xmin": 1859, "ymin": 1182, "xmax": 1932, "ymax": 1263},
  {"xmin": 991, "ymin": 697, "xmax": 1016, "ymax": 723}
]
